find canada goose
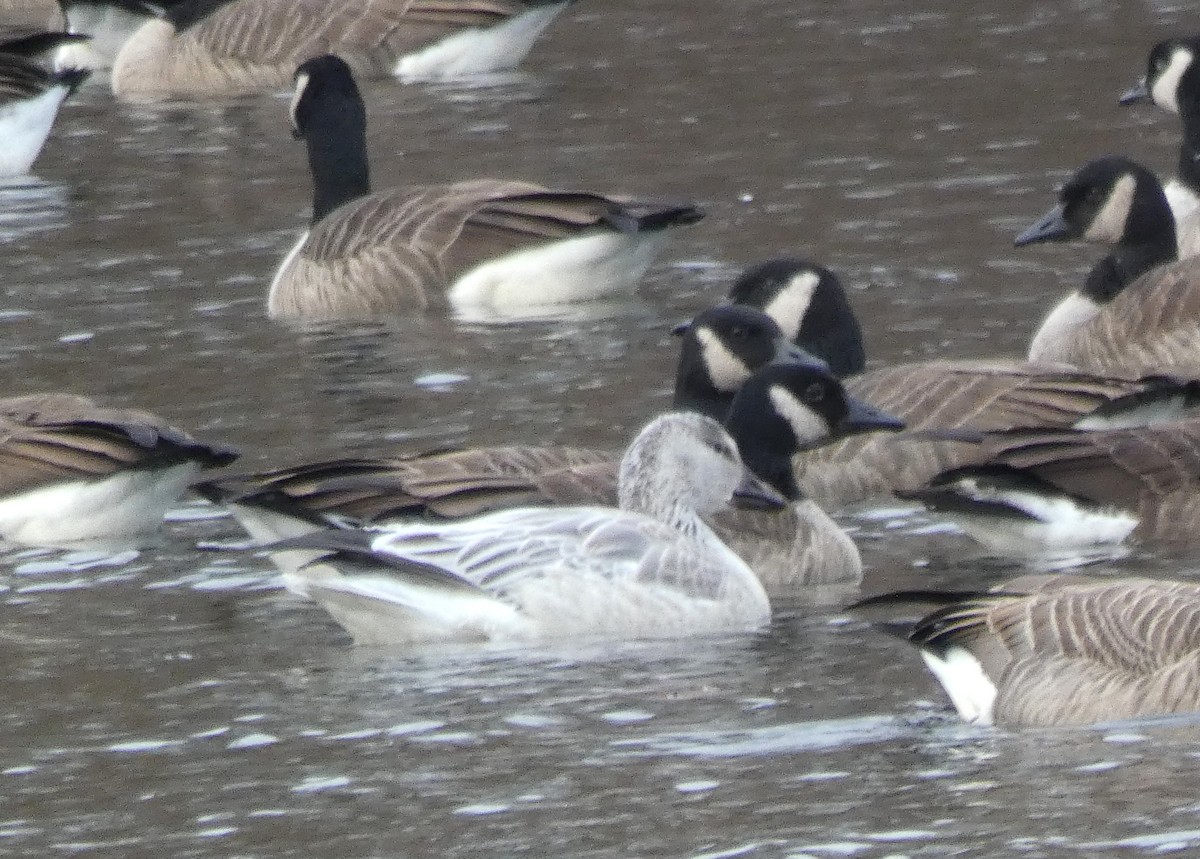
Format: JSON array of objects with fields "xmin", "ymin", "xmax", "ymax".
[
  {"xmin": 203, "ymin": 310, "xmax": 903, "ymax": 594},
  {"xmin": 1120, "ymin": 35, "xmax": 1200, "ymax": 257},
  {"xmin": 722, "ymin": 256, "xmax": 1192, "ymax": 510},
  {"xmin": 852, "ymin": 575, "xmax": 1200, "ymax": 727},
  {"xmin": 268, "ymin": 54, "xmax": 702, "ymax": 321},
  {"xmin": 110, "ymin": 0, "xmax": 573, "ymax": 99},
  {"xmin": 0, "ymin": 393, "xmax": 238, "ymax": 547},
  {"xmin": 270, "ymin": 412, "xmax": 782, "ymax": 646},
  {"xmin": 1014, "ymin": 155, "xmax": 1200, "ymax": 376},
  {"xmin": 56, "ymin": 0, "xmax": 177, "ymax": 70},
  {"xmin": 0, "ymin": 51, "xmax": 89, "ymax": 175},
  {"xmin": 893, "ymin": 404, "xmax": 1200, "ymax": 553}
]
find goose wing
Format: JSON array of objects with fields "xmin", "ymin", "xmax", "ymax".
[
  {"xmin": 0, "ymin": 394, "xmax": 237, "ymax": 497},
  {"xmin": 913, "ymin": 578, "xmax": 1200, "ymax": 726},
  {"xmin": 180, "ymin": 0, "xmax": 529, "ymax": 72}
]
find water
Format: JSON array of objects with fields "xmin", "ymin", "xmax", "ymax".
[{"xmin": 3, "ymin": 0, "xmax": 1200, "ymax": 855}]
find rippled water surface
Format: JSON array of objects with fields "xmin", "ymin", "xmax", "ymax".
[{"xmin": 4, "ymin": 1, "xmax": 1200, "ymax": 855}]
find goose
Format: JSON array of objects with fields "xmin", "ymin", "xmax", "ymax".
[
  {"xmin": 202, "ymin": 310, "xmax": 904, "ymax": 594},
  {"xmin": 0, "ymin": 50, "xmax": 88, "ymax": 176},
  {"xmin": 0, "ymin": 393, "xmax": 238, "ymax": 547},
  {"xmin": 852, "ymin": 575, "xmax": 1200, "ymax": 727},
  {"xmin": 268, "ymin": 54, "xmax": 702, "ymax": 321},
  {"xmin": 269, "ymin": 412, "xmax": 783, "ymax": 646},
  {"xmin": 1013, "ymin": 154, "xmax": 1200, "ymax": 376},
  {"xmin": 1120, "ymin": 35, "xmax": 1200, "ymax": 256},
  {"xmin": 110, "ymin": 0, "xmax": 573, "ymax": 99},
  {"xmin": 721, "ymin": 256, "xmax": 1195, "ymax": 511}
]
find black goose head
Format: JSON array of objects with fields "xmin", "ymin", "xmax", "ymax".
[
  {"xmin": 290, "ymin": 54, "xmax": 370, "ymax": 223},
  {"xmin": 723, "ymin": 360, "xmax": 904, "ymax": 500},
  {"xmin": 671, "ymin": 304, "xmax": 824, "ymax": 420},
  {"xmin": 1015, "ymin": 156, "xmax": 1177, "ymax": 302},
  {"xmin": 1121, "ymin": 36, "xmax": 1200, "ymax": 117},
  {"xmin": 726, "ymin": 256, "xmax": 866, "ymax": 377}
]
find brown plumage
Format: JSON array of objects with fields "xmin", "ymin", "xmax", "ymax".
[
  {"xmin": 793, "ymin": 360, "xmax": 1163, "ymax": 510},
  {"xmin": 861, "ymin": 576, "xmax": 1200, "ymax": 727},
  {"xmin": 111, "ymin": 0, "xmax": 570, "ymax": 99}
]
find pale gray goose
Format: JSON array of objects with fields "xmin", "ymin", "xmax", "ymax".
[
  {"xmin": 268, "ymin": 54, "xmax": 702, "ymax": 321},
  {"xmin": 1014, "ymin": 155, "xmax": 1200, "ymax": 377},
  {"xmin": 722, "ymin": 256, "xmax": 1192, "ymax": 511},
  {"xmin": 111, "ymin": 0, "xmax": 573, "ymax": 99},
  {"xmin": 852, "ymin": 575, "xmax": 1200, "ymax": 727},
  {"xmin": 202, "ymin": 325, "xmax": 904, "ymax": 595},
  {"xmin": 1120, "ymin": 35, "xmax": 1200, "ymax": 257},
  {"xmin": 0, "ymin": 51, "xmax": 89, "ymax": 175},
  {"xmin": 0, "ymin": 393, "xmax": 238, "ymax": 547}
]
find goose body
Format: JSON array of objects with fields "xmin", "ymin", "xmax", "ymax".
[
  {"xmin": 269, "ymin": 54, "xmax": 700, "ymax": 321},
  {"xmin": 111, "ymin": 0, "xmax": 571, "ymax": 99},
  {"xmin": 0, "ymin": 393, "xmax": 238, "ymax": 547},
  {"xmin": 723, "ymin": 257, "xmax": 1184, "ymax": 510},
  {"xmin": 1015, "ymin": 155, "xmax": 1200, "ymax": 376},
  {"xmin": 1121, "ymin": 36, "xmax": 1200, "ymax": 257},
  {"xmin": 854, "ymin": 576, "xmax": 1200, "ymax": 727},
  {"xmin": 273, "ymin": 413, "xmax": 779, "ymax": 645},
  {"xmin": 0, "ymin": 53, "xmax": 89, "ymax": 176},
  {"xmin": 204, "ymin": 309, "xmax": 901, "ymax": 595}
]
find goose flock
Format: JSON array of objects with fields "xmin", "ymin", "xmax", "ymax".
[{"xmin": 7, "ymin": 2, "xmax": 1200, "ymax": 730}]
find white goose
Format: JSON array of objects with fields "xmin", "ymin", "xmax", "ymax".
[{"xmin": 271, "ymin": 413, "xmax": 782, "ymax": 645}]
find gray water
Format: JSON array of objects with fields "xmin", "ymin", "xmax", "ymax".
[{"xmin": 3, "ymin": 1, "xmax": 1200, "ymax": 856}]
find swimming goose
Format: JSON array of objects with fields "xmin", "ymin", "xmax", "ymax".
[
  {"xmin": 1014, "ymin": 155, "xmax": 1200, "ymax": 376},
  {"xmin": 0, "ymin": 393, "xmax": 238, "ymax": 547},
  {"xmin": 268, "ymin": 54, "xmax": 702, "ymax": 321},
  {"xmin": 0, "ymin": 51, "xmax": 89, "ymax": 176},
  {"xmin": 852, "ymin": 575, "xmax": 1200, "ymax": 727},
  {"xmin": 723, "ymin": 256, "xmax": 1191, "ymax": 510},
  {"xmin": 204, "ymin": 311, "xmax": 903, "ymax": 593},
  {"xmin": 111, "ymin": 0, "xmax": 573, "ymax": 99},
  {"xmin": 272, "ymin": 412, "xmax": 782, "ymax": 645},
  {"xmin": 1120, "ymin": 35, "xmax": 1200, "ymax": 257}
]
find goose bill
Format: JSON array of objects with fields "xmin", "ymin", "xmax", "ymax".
[
  {"xmin": 838, "ymin": 396, "xmax": 906, "ymax": 436},
  {"xmin": 1119, "ymin": 78, "xmax": 1149, "ymax": 104},
  {"xmin": 1014, "ymin": 204, "xmax": 1071, "ymax": 246},
  {"xmin": 731, "ymin": 470, "xmax": 788, "ymax": 511}
]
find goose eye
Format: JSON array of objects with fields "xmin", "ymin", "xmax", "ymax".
[
  {"xmin": 803, "ymin": 383, "xmax": 825, "ymax": 404},
  {"xmin": 728, "ymin": 325, "xmax": 748, "ymax": 339}
]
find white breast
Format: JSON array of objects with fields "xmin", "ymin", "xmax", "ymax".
[
  {"xmin": 1027, "ymin": 292, "xmax": 1101, "ymax": 363},
  {"xmin": 0, "ymin": 86, "xmax": 71, "ymax": 176}
]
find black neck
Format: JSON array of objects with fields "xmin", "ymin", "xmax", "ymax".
[
  {"xmin": 1083, "ymin": 242, "xmax": 1175, "ymax": 302},
  {"xmin": 306, "ymin": 107, "xmax": 370, "ymax": 225},
  {"xmin": 672, "ymin": 366, "xmax": 732, "ymax": 421},
  {"xmin": 738, "ymin": 444, "xmax": 802, "ymax": 502},
  {"xmin": 167, "ymin": 0, "xmax": 240, "ymax": 29},
  {"xmin": 1178, "ymin": 118, "xmax": 1200, "ymax": 195}
]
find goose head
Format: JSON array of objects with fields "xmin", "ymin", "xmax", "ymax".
[
  {"xmin": 726, "ymin": 256, "xmax": 866, "ymax": 376},
  {"xmin": 724, "ymin": 360, "xmax": 905, "ymax": 499},
  {"xmin": 1015, "ymin": 156, "xmax": 1177, "ymax": 301},
  {"xmin": 291, "ymin": 54, "xmax": 370, "ymax": 222},
  {"xmin": 1121, "ymin": 36, "xmax": 1200, "ymax": 116},
  {"xmin": 671, "ymin": 304, "xmax": 823, "ymax": 419},
  {"xmin": 617, "ymin": 413, "xmax": 785, "ymax": 521}
]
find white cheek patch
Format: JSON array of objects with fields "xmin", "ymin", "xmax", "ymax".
[
  {"xmin": 289, "ymin": 72, "xmax": 309, "ymax": 134},
  {"xmin": 695, "ymin": 327, "xmax": 752, "ymax": 392},
  {"xmin": 1083, "ymin": 173, "xmax": 1136, "ymax": 244},
  {"xmin": 767, "ymin": 386, "xmax": 830, "ymax": 447},
  {"xmin": 1151, "ymin": 47, "xmax": 1194, "ymax": 114},
  {"xmin": 763, "ymin": 271, "xmax": 820, "ymax": 340}
]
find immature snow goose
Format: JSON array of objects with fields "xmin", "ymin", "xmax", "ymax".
[
  {"xmin": 111, "ymin": 0, "xmax": 573, "ymax": 99},
  {"xmin": 0, "ymin": 393, "xmax": 238, "ymax": 547},
  {"xmin": 268, "ymin": 54, "xmax": 702, "ymax": 321},
  {"xmin": 272, "ymin": 413, "xmax": 782, "ymax": 646},
  {"xmin": 853, "ymin": 575, "xmax": 1200, "ymax": 727}
]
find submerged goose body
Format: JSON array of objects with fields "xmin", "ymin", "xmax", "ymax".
[
  {"xmin": 1120, "ymin": 36, "xmax": 1200, "ymax": 257},
  {"xmin": 1015, "ymin": 155, "xmax": 1200, "ymax": 376},
  {"xmin": 722, "ymin": 257, "xmax": 1183, "ymax": 510},
  {"xmin": 273, "ymin": 413, "xmax": 780, "ymax": 645},
  {"xmin": 0, "ymin": 393, "xmax": 238, "ymax": 547},
  {"xmin": 269, "ymin": 54, "xmax": 701, "ymax": 321},
  {"xmin": 0, "ymin": 52, "xmax": 89, "ymax": 176},
  {"xmin": 111, "ymin": 0, "xmax": 572, "ymax": 99},
  {"xmin": 854, "ymin": 576, "xmax": 1200, "ymax": 727},
  {"xmin": 204, "ymin": 309, "xmax": 903, "ymax": 594}
]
